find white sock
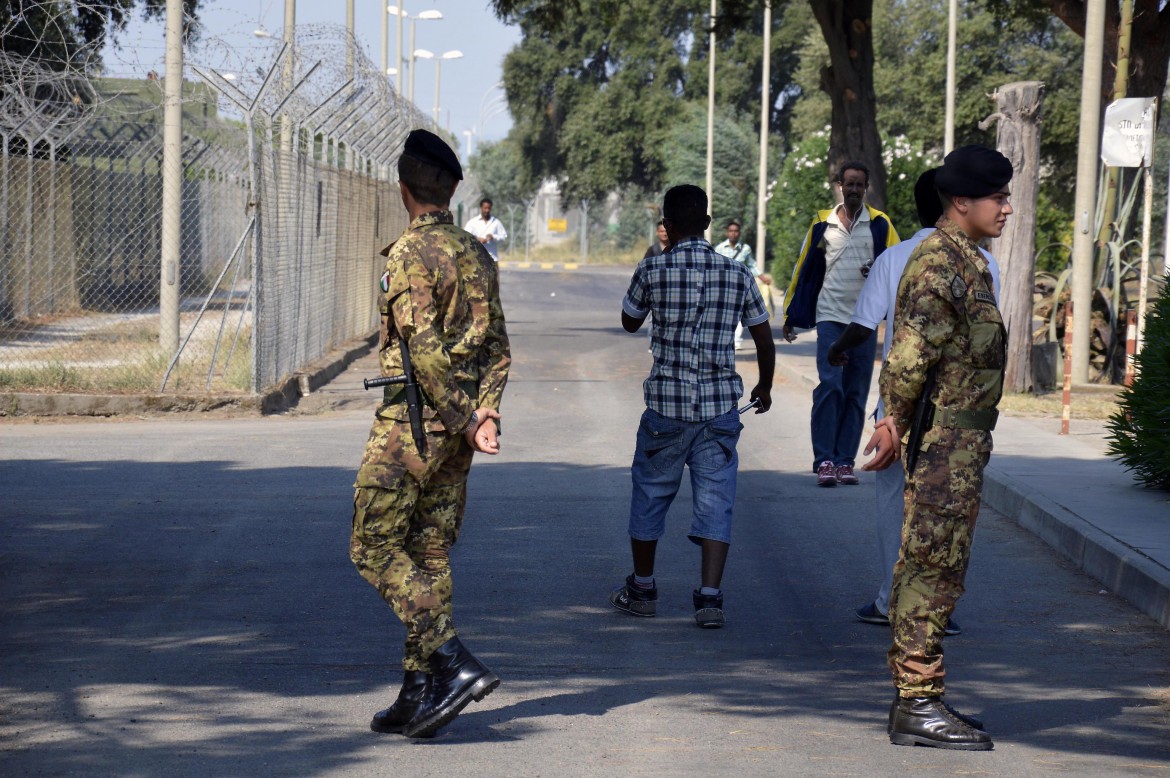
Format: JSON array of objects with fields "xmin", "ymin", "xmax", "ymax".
[
  {"xmin": 633, "ymin": 574, "xmax": 655, "ymax": 589},
  {"xmin": 699, "ymin": 586, "xmax": 720, "ymax": 596}
]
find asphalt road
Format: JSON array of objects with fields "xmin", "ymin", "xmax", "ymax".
[{"xmin": 2, "ymin": 267, "xmax": 1168, "ymax": 777}]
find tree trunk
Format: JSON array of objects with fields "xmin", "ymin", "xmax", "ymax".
[
  {"xmin": 1046, "ymin": 1, "xmax": 1170, "ymax": 109},
  {"xmin": 984, "ymin": 81, "xmax": 1045, "ymax": 394},
  {"xmin": 809, "ymin": 0, "xmax": 887, "ymax": 211}
]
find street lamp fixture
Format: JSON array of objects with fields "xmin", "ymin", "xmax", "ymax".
[
  {"xmin": 408, "ymin": 10, "xmax": 443, "ymax": 105},
  {"xmin": 414, "ymin": 49, "xmax": 462, "ymax": 125}
]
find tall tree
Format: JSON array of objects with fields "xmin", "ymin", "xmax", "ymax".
[
  {"xmin": 988, "ymin": 0, "xmax": 1170, "ymax": 106},
  {"xmin": 468, "ymin": 138, "xmax": 540, "ymax": 208},
  {"xmin": 809, "ymin": 1, "xmax": 885, "ymax": 208},
  {"xmin": 1, "ymin": 0, "xmax": 202, "ymax": 70},
  {"xmin": 492, "ymin": 0, "xmax": 805, "ymax": 204}
]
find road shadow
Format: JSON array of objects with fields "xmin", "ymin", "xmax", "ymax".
[{"xmin": 0, "ymin": 457, "xmax": 1167, "ymax": 770}]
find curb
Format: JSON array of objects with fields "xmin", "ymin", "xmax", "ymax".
[
  {"xmin": 0, "ymin": 333, "xmax": 378, "ymax": 418},
  {"xmin": 981, "ymin": 469, "xmax": 1170, "ymax": 630},
  {"xmin": 498, "ymin": 261, "xmax": 580, "ymax": 271}
]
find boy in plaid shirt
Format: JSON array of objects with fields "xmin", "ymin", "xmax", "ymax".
[{"xmin": 611, "ymin": 184, "xmax": 775, "ymax": 628}]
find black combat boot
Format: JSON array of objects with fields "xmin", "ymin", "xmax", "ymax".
[
  {"xmin": 403, "ymin": 636, "xmax": 500, "ymax": 738},
  {"xmin": 887, "ymin": 693, "xmax": 984, "ymax": 734},
  {"xmin": 370, "ymin": 671, "xmax": 431, "ymax": 734},
  {"xmin": 888, "ymin": 696, "xmax": 992, "ymax": 750}
]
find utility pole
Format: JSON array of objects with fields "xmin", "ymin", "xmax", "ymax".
[
  {"xmin": 1069, "ymin": 0, "xmax": 1106, "ymax": 383},
  {"xmin": 754, "ymin": 0, "xmax": 771, "ymax": 268},
  {"xmin": 348, "ymin": 0, "xmax": 356, "ymax": 81},
  {"xmin": 1096, "ymin": 0, "xmax": 1133, "ymax": 249},
  {"xmin": 944, "ymin": 0, "xmax": 957, "ymax": 154},
  {"xmin": 397, "ymin": 4, "xmax": 405, "ymax": 93},
  {"xmin": 160, "ymin": 0, "xmax": 182, "ymax": 353},
  {"xmin": 705, "ymin": 0, "xmax": 716, "ymax": 242},
  {"xmin": 281, "ymin": 0, "xmax": 295, "ymax": 154}
]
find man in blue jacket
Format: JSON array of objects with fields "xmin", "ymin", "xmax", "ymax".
[{"xmin": 781, "ymin": 161, "xmax": 899, "ymax": 487}]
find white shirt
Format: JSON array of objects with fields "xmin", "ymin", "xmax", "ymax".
[
  {"xmin": 852, "ymin": 226, "xmax": 1000, "ymax": 415},
  {"xmin": 463, "ymin": 214, "xmax": 508, "ymax": 261},
  {"xmin": 817, "ymin": 204, "xmax": 873, "ymax": 324}
]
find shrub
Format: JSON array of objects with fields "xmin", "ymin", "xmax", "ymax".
[{"xmin": 1106, "ymin": 280, "xmax": 1170, "ymax": 490}]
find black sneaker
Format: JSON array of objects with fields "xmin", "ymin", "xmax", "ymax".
[
  {"xmin": 609, "ymin": 575, "xmax": 657, "ymax": 617},
  {"xmin": 692, "ymin": 590, "xmax": 724, "ymax": 628}
]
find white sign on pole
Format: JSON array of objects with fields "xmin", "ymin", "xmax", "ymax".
[{"xmin": 1101, "ymin": 97, "xmax": 1156, "ymax": 167}]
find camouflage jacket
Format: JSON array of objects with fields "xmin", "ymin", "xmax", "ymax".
[
  {"xmin": 879, "ymin": 216, "xmax": 1005, "ymax": 453},
  {"xmin": 374, "ymin": 210, "xmax": 510, "ymax": 434}
]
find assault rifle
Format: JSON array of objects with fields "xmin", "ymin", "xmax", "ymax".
[
  {"xmin": 364, "ymin": 337, "xmax": 426, "ymax": 457},
  {"xmin": 904, "ymin": 364, "xmax": 938, "ymax": 473}
]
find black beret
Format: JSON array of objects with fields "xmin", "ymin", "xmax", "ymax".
[
  {"xmin": 402, "ymin": 129, "xmax": 463, "ymax": 180},
  {"xmin": 914, "ymin": 167, "xmax": 944, "ymax": 227},
  {"xmin": 935, "ymin": 145, "xmax": 1012, "ymax": 198}
]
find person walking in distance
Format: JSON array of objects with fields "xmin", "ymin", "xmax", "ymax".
[
  {"xmin": 464, "ymin": 197, "xmax": 508, "ymax": 261},
  {"xmin": 781, "ymin": 162, "xmax": 900, "ymax": 487},
  {"xmin": 714, "ymin": 219, "xmax": 764, "ymax": 350},
  {"xmin": 643, "ymin": 220, "xmax": 669, "ymax": 259}
]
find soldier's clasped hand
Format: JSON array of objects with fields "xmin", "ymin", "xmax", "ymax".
[
  {"xmin": 465, "ymin": 407, "xmax": 502, "ymax": 454},
  {"xmin": 861, "ymin": 416, "xmax": 900, "ymax": 471}
]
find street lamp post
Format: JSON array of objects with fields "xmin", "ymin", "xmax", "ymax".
[
  {"xmin": 386, "ymin": 5, "xmax": 407, "ymax": 90},
  {"xmin": 415, "ymin": 49, "xmax": 463, "ymax": 125},
  {"xmin": 408, "ymin": 10, "xmax": 442, "ymax": 106}
]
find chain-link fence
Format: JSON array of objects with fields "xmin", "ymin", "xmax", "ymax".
[{"xmin": 1, "ymin": 16, "xmax": 479, "ymax": 397}]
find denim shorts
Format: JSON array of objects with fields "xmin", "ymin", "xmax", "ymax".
[{"xmin": 629, "ymin": 408, "xmax": 743, "ymax": 545}]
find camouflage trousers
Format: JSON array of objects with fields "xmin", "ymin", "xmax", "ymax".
[
  {"xmin": 351, "ymin": 423, "xmax": 473, "ymax": 672},
  {"xmin": 887, "ymin": 441, "xmax": 989, "ymax": 697}
]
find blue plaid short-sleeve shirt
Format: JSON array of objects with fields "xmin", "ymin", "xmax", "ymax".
[{"xmin": 622, "ymin": 237, "xmax": 770, "ymax": 421}]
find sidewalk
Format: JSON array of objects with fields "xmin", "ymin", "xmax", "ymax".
[{"xmin": 773, "ymin": 333, "xmax": 1170, "ymax": 631}]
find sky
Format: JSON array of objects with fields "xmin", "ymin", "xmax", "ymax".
[{"xmin": 101, "ymin": 0, "xmax": 522, "ymax": 156}]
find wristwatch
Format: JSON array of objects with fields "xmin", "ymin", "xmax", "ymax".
[{"xmin": 463, "ymin": 410, "xmax": 478, "ymax": 434}]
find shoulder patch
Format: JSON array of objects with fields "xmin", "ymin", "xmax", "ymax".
[
  {"xmin": 974, "ymin": 290, "xmax": 995, "ymax": 305},
  {"xmin": 379, "ymin": 270, "xmax": 390, "ymax": 293},
  {"xmin": 950, "ymin": 274, "xmax": 967, "ymax": 299}
]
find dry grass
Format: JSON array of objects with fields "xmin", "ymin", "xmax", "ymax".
[{"xmin": 999, "ymin": 387, "xmax": 1120, "ymax": 420}]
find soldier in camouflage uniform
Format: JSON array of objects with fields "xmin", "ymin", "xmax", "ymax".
[
  {"xmin": 351, "ymin": 130, "xmax": 510, "ymax": 739},
  {"xmin": 861, "ymin": 145, "xmax": 1012, "ymax": 751}
]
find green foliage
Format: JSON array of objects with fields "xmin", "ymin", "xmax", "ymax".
[
  {"xmin": 0, "ymin": 0, "xmax": 203, "ymax": 70},
  {"xmin": 468, "ymin": 138, "xmax": 538, "ymax": 209},
  {"xmin": 788, "ymin": 0, "xmax": 1085, "ymax": 266},
  {"xmin": 662, "ymin": 102, "xmax": 760, "ymax": 239},
  {"xmin": 498, "ymin": 0, "xmax": 805, "ymax": 205},
  {"xmin": 1106, "ymin": 280, "xmax": 1170, "ymax": 491},
  {"xmin": 766, "ymin": 127, "xmax": 831, "ymax": 286},
  {"xmin": 880, "ymin": 135, "xmax": 943, "ymax": 234}
]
